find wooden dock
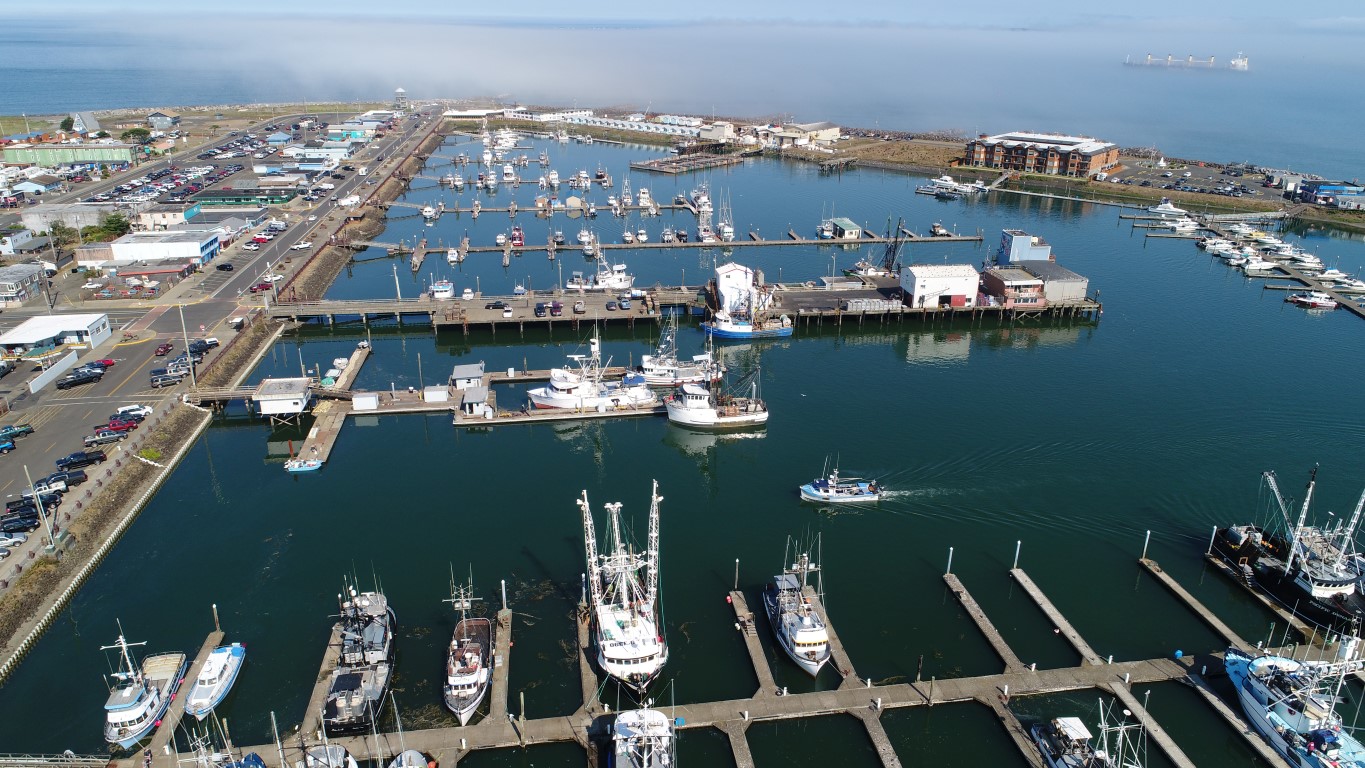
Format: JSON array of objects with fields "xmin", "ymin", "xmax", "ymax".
[
  {"xmin": 302, "ymin": 623, "xmax": 344, "ymax": 737},
  {"xmin": 1009, "ymin": 568, "xmax": 1103, "ymax": 664},
  {"xmin": 630, "ymin": 154, "xmax": 747, "ymax": 175},
  {"xmin": 489, "ymin": 608, "xmax": 512, "ymax": 721},
  {"xmin": 803, "ymin": 586, "xmax": 859, "ymax": 687},
  {"xmin": 299, "ymin": 401, "xmax": 347, "ymax": 462},
  {"xmin": 1138, "ymin": 558, "xmax": 1251, "ymax": 648},
  {"xmin": 1201, "ymin": 553, "xmax": 1314, "ymax": 643}
]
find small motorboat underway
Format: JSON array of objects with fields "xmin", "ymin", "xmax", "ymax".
[
  {"xmin": 799, "ymin": 464, "xmax": 881, "ymax": 503},
  {"xmin": 1287, "ymin": 291, "xmax": 1339, "ymax": 310},
  {"xmin": 101, "ymin": 626, "xmax": 188, "ymax": 749},
  {"xmin": 612, "ymin": 706, "xmax": 676, "ymax": 768},
  {"xmin": 285, "ymin": 459, "xmax": 323, "ymax": 473},
  {"xmin": 762, "ymin": 535, "xmax": 831, "ymax": 677},
  {"xmin": 183, "ymin": 642, "xmax": 246, "ymax": 721}
]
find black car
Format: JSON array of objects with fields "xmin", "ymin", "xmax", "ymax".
[
  {"xmin": 216, "ymin": 263, "xmax": 235, "ymax": 272},
  {"xmin": 330, "ymin": 173, "xmax": 345, "ymax": 180},
  {"xmin": 0, "ymin": 517, "xmax": 38, "ymax": 533},
  {"xmin": 534, "ymin": 302, "xmax": 547, "ymax": 318},
  {"xmin": 484, "ymin": 301, "xmax": 508, "ymax": 310},
  {"xmin": 45, "ymin": 469, "xmax": 87, "ymax": 487},
  {"xmin": 55, "ymin": 370, "xmax": 102, "ymax": 390},
  {"xmin": 56, "ymin": 450, "xmax": 107, "ymax": 470}
]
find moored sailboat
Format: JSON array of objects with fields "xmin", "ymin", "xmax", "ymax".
[{"xmin": 579, "ymin": 481, "xmax": 668, "ymax": 694}]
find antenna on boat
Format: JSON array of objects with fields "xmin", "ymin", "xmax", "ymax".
[{"xmin": 646, "ymin": 480, "xmax": 662, "ymax": 605}]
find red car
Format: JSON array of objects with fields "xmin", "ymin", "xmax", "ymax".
[
  {"xmin": 93, "ymin": 358, "xmax": 115, "ymax": 367},
  {"xmin": 93, "ymin": 420, "xmax": 138, "ymax": 433},
  {"xmin": 155, "ymin": 343, "xmax": 173, "ymax": 356},
  {"xmin": 252, "ymin": 235, "xmax": 270, "ymax": 243},
  {"xmin": 249, "ymin": 282, "xmax": 274, "ymax": 293}
]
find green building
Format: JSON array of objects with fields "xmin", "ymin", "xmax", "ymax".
[
  {"xmin": 2, "ymin": 144, "xmax": 137, "ymax": 166},
  {"xmin": 193, "ymin": 189, "xmax": 298, "ymax": 207}
]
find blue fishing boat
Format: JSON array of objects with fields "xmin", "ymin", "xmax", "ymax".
[
  {"xmin": 183, "ymin": 642, "xmax": 246, "ymax": 720},
  {"xmin": 799, "ymin": 463, "xmax": 881, "ymax": 503},
  {"xmin": 285, "ymin": 458, "xmax": 323, "ymax": 473}
]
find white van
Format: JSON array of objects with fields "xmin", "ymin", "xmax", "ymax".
[{"xmin": 358, "ymin": 167, "xmax": 368, "ymax": 177}]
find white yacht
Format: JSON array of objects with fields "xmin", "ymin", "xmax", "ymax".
[
  {"xmin": 183, "ymin": 643, "xmax": 246, "ymax": 721},
  {"xmin": 612, "ymin": 706, "xmax": 675, "ymax": 768},
  {"xmin": 579, "ymin": 480, "xmax": 668, "ymax": 693},
  {"xmin": 1147, "ymin": 197, "xmax": 1188, "ymax": 217},
  {"xmin": 638, "ymin": 314, "xmax": 723, "ymax": 386},
  {"xmin": 527, "ymin": 330, "xmax": 657, "ymax": 410},
  {"xmin": 548, "ymin": 169, "xmax": 560, "ymax": 187},
  {"xmin": 636, "ymin": 226, "xmax": 648, "ymax": 243},
  {"xmin": 430, "ymin": 279, "xmax": 456, "ymax": 301},
  {"xmin": 565, "ymin": 262, "xmax": 634, "ymax": 293},
  {"xmin": 502, "ymin": 164, "xmax": 516, "ymax": 183},
  {"xmin": 421, "ymin": 205, "xmax": 437, "ymax": 220},
  {"xmin": 637, "ymin": 188, "xmax": 653, "ymax": 208},
  {"xmin": 762, "ymin": 536, "xmax": 831, "ymax": 676},
  {"xmin": 102, "ymin": 627, "xmax": 187, "ymax": 749},
  {"xmin": 443, "ymin": 574, "xmax": 492, "ymax": 726}
]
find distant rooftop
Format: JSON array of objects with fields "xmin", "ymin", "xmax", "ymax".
[
  {"xmin": 978, "ymin": 132, "xmax": 1115, "ymax": 155},
  {"xmin": 1016, "ymin": 260, "xmax": 1086, "ymax": 282},
  {"xmin": 987, "ymin": 267, "xmax": 1041, "ymax": 284}
]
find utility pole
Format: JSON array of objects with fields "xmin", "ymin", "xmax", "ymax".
[{"xmin": 178, "ymin": 304, "xmax": 197, "ymax": 387}]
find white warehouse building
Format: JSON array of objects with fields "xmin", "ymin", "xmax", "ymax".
[
  {"xmin": 900, "ymin": 264, "xmax": 980, "ymax": 309},
  {"xmin": 108, "ymin": 230, "xmax": 220, "ymax": 265}
]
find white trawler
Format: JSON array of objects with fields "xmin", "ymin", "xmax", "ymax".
[
  {"xmin": 638, "ymin": 313, "xmax": 723, "ymax": 387},
  {"xmin": 762, "ymin": 535, "xmax": 831, "ymax": 676},
  {"xmin": 664, "ymin": 369, "xmax": 768, "ymax": 430},
  {"xmin": 101, "ymin": 624, "xmax": 187, "ymax": 749},
  {"xmin": 526, "ymin": 329, "xmax": 657, "ymax": 410},
  {"xmin": 612, "ymin": 705, "xmax": 676, "ymax": 768},
  {"xmin": 579, "ymin": 480, "xmax": 668, "ymax": 693},
  {"xmin": 442, "ymin": 571, "xmax": 492, "ymax": 726}
]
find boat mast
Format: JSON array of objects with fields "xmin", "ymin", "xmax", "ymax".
[
  {"xmin": 1284, "ymin": 466, "xmax": 1319, "ymax": 576},
  {"xmin": 646, "ymin": 480, "xmax": 662, "ymax": 605},
  {"xmin": 579, "ymin": 491, "xmax": 603, "ymax": 607},
  {"xmin": 101, "ymin": 620, "xmax": 147, "ymax": 685},
  {"xmin": 1333, "ymin": 484, "xmax": 1365, "ymax": 571}
]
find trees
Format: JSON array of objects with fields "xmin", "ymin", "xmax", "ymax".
[
  {"xmin": 79, "ymin": 214, "xmax": 132, "ymax": 243},
  {"xmin": 48, "ymin": 221, "xmax": 79, "ymax": 248},
  {"xmin": 120, "ymin": 128, "xmax": 151, "ymax": 144},
  {"xmin": 59, "ymin": 116, "xmax": 75, "ymax": 132}
]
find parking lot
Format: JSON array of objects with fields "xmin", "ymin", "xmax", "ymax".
[{"xmin": 1104, "ymin": 157, "xmax": 1273, "ymax": 201}]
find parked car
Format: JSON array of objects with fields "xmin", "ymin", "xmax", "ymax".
[
  {"xmin": 0, "ymin": 532, "xmax": 28, "ymax": 547},
  {"xmin": 605, "ymin": 301, "xmax": 618, "ymax": 312},
  {"xmin": 149, "ymin": 374, "xmax": 181, "ymax": 388},
  {"xmin": 216, "ymin": 263, "xmax": 235, "ymax": 271},
  {"xmin": 93, "ymin": 419, "xmax": 138, "ymax": 433},
  {"xmin": 117, "ymin": 405, "xmax": 153, "ymax": 419},
  {"xmin": 550, "ymin": 301, "xmax": 564, "ymax": 317},
  {"xmin": 55, "ymin": 450, "xmax": 107, "ymax": 470},
  {"xmin": 502, "ymin": 307, "xmax": 513, "ymax": 318},
  {"xmin": 534, "ymin": 302, "xmax": 547, "ymax": 318},
  {"xmin": 155, "ymin": 342, "xmax": 174, "ymax": 356},
  {"xmin": 55, "ymin": 370, "xmax": 102, "ymax": 390},
  {"xmin": 290, "ymin": 242, "xmax": 312, "ymax": 250},
  {"xmin": 89, "ymin": 358, "xmax": 116, "ymax": 368},
  {"xmin": 45, "ymin": 469, "xmax": 87, "ymax": 487},
  {"xmin": 484, "ymin": 301, "xmax": 508, "ymax": 310},
  {"xmin": 0, "ymin": 440, "xmax": 13, "ymax": 454},
  {"xmin": 0, "ymin": 424, "xmax": 34, "ymax": 440},
  {"xmin": 84, "ymin": 431, "xmax": 127, "ymax": 447},
  {"xmin": 28, "ymin": 479, "xmax": 66, "ymax": 494},
  {"xmin": 619, "ymin": 298, "xmax": 632, "ymax": 310},
  {"xmin": 242, "ymin": 243, "xmax": 260, "ymax": 251},
  {"xmin": 0, "ymin": 518, "xmax": 38, "ymax": 534},
  {"xmin": 249, "ymin": 282, "xmax": 274, "ymax": 293}
]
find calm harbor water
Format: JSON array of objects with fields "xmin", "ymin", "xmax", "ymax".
[{"xmin": 3, "ymin": 136, "xmax": 1365, "ymax": 766}]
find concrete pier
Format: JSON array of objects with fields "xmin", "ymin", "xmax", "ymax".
[
  {"xmin": 802, "ymin": 586, "xmax": 860, "ymax": 687},
  {"xmin": 298, "ymin": 401, "xmax": 347, "ymax": 462},
  {"xmin": 848, "ymin": 708, "xmax": 904, "ymax": 768},
  {"xmin": 1105, "ymin": 684, "xmax": 1197, "ymax": 768},
  {"xmin": 302, "ymin": 623, "xmax": 344, "ymax": 736},
  {"xmin": 944, "ymin": 573, "xmax": 1028, "ymax": 673},
  {"xmin": 1138, "ymin": 558, "xmax": 1251, "ymax": 649},
  {"xmin": 978, "ymin": 694, "xmax": 1045, "ymax": 768},
  {"xmin": 1186, "ymin": 670, "xmax": 1284, "ymax": 765},
  {"xmin": 728, "ymin": 590, "xmax": 777, "ymax": 696},
  {"xmin": 488, "ymin": 608, "xmax": 512, "ymax": 721},
  {"xmin": 1202, "ymin": 553, "xmax": 1313, "ymax": 643},
  {"xmin": 719, "ymin": 720, "xmax": 756, "ymax": 768},
  {"xmin": 1009, "ymin": 568, "xmax": 1103, "ymax": 664},
  {"xmin": 576, "ymin": 601, "xmax": 601, "ymax": 713}
]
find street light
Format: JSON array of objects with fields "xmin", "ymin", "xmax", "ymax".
[
  {"xmin": 177, "ymin": 303, "xmax": 197, "ymax": 387},
  {"xmin": 22, "ymin": 465, "xmax": 56, "ymax": 552}
]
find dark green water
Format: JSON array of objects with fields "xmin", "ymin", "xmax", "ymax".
[{"xmin": 3, "ymin": 136, "xmax": 1364, "ymax": 765}]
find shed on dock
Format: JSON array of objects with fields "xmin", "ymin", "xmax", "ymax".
[
  {"xmin": 423, "ymin": 385, "xmax": 450, "ymax": 403},
  {"xmin": 353, "ymin": 392, "xmax": 380, "ymax": 411},
  {"xmin": 459, "ymin": 386, "xmax": 492, "ymax": 418},
  {"xmin": 252, "ymin": 377, "xmax": 313, "ymax": 424},
  {"xmin": 1017, "ymin": 260, "xmax": 1089, "ymax": 303},
  {"xmin": 450, "ymin": 362, "xmax": 486, "ymax": 389},
  {"xmin": 830, "ymin": 217, "xmax": 862, "ymax": 240}
]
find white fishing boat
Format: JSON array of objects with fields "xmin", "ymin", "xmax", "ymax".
[
  {"xmin": 421, "ymin": 205, "xmax": 437, "ymax": 220},
  {"xmin": 636, "ymin": 226, "xmax": 648, "ymax": 243},
  {"xmin": 101, "ymin": 625, "xmax": 187, "ymax": 749},
  {"xmin": 664, "ymin": 371, "xmax": 767, "ymax": 430},
  {"xmin": 660, "ymin": 227, "xmax": 675, "ymax": 243},
  {"xmin": 622, "ymin": 229, "xmax": 635, "ymax": 244},
  {"xmin": 495, "ymin": 233, "xmax": 507, "ymax": 246},
  {"xmin": 1147, "ymin": 198, "xmax": 1188, "ymax": 217},
  {"xmin": 451, "ymin": 172, "xmax": 464, "ymax": 189},
  {"xmin": 702, "ymin": 263, "xmax": 793, "ymax": 339},
  {"xmin": 612, "ymin": 706, "xmax": 675, "ymax": 768},
  {"xmin": 565, "ymin": 261, "xmax": 634, "ymax": 293},
  {"xmin": 502, "ymin": 164, "xmax": 516, "ymax": 183},
  {"xmin": 637, "ymin": 188, "xmax": 653, "ymax": 208},
  {"xmin": 443, "ymin": 572, "xmax": 492, "ymax": 726},
  {"xmin": 447, "ymin": 248, "xmax": 464, "ymax": 265},
  {"xmin": 1286, "ymin": 291, "xmax": 1339, "ymax": 310},
  {"xmin": 579, "ymin": 480, "xmax": 668, "ymax": 693},
  {"xmin": 638, "ymin": 314, "xmax": 723, "ymax": 386},
  {"xmin": 183, "ymin": 642, "xmax": 246, "ymax": 721},
  {"xmin": 578, "ymin": 227, "xmax": 593, "ymax": 245},
  {"xmin": 762, "ymin": 535, "xmax": 831, "ymax": 676},
  {"xmin": 1225, "ymin": 642, "xmax": 1365, "ymax": 768},
  {"xmin": 548, "ymin": 170, "xmax": 560, "ymax": 186},
  {"xmin": 799, "ymin": 461, "xmax": 881, "ymax": 503},
  {"xmin": 527, "ymin": 330, "xmax": 657, "ymax": 410},
  {"xmin": 303, "ymin": 745, "xmax": 359, "ymax": 768},
  {"xmin": 430, "ymin": 279, "xmax": 456, "ymax": 300},
  {"xmin": 1033, "ymin": 699, "xmax": 1149, "ymax": 768}
]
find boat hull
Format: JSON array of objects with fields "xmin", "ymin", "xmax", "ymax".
[
  {"xmin": 184, "ymin": 643, "xmax": 246, "ymax": 721},
  {"xmin": 798, "ymin": 484, "xmax": 880, "ymax": 503},
  {"xmin": 701, "ymin": 322, "xmax": 793, "ymax": 339},
  {"xmin": 665, "ymin": 402, "xmax": 768, "ymax": 430},
  {"xmin": 105, "ymin": 653, "xmax": 187, "ymax": 750},
  {"xmin": 761, "ymin": 585, "xmax": 829, "ymax": 677}
]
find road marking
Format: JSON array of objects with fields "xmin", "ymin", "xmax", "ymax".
[{"xmin": 110, "ymin": 356, "xmax": 152, "ymax": 394}]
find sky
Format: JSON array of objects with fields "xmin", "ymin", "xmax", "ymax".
[{"xmin": 17, "ymin": 0, "xmax": 1365, "ymax": 29}]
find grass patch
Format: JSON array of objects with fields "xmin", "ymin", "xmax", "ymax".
[
  {"xmin": 137, "ymin": 448, "xmax": 163, "ymax": 462},
  {"xmin": 0, "ymin": 116, "xmax": 55, "ymax": 136}
]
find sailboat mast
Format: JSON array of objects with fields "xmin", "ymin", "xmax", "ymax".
[
  {"xmin": 579, "ymin": 491, "xmax": 603, "ymax": 606},
  {"xmin": 1285, "ymin": 466, "xmax": 1319, "ymax": 575},
  {"xmin": 1333, "ymin": 484, "xmax": 1365, "ymax": 571},
  {"xmin": 646, "ymin": 480, "xmax": 662, "ymax": 604}
]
